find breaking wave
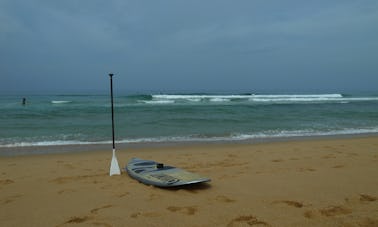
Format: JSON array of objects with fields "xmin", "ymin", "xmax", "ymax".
[
  {"xmin": 2, "ymin": 127, "xmax": 378, "ymax": 148},
  {"xmin": 131, "ymin": 93, "xmax": 378, "ymax": 104}
]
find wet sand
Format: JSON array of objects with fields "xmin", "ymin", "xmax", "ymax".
[{"xmin": 1, "ymin": 136, "xmax": 378, "ymax": 226}]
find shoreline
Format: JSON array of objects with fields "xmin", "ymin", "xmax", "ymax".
[{"xmin": 1, "ymin": 132, "xmax": 378, "ymax": 156}]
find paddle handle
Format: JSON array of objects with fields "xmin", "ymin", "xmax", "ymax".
[{"xmin": 109, "ymin": 73, "xmax": 115, "ymax": 150}]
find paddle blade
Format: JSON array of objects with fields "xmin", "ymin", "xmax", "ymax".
[{"xmin": 110, "ymin": 149, "xmax": 121, "ymax": 176}]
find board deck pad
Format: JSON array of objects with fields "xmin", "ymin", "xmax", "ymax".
[{"xmin": 125, "ymin": 158, "xmax": 211, "ymax": 187}]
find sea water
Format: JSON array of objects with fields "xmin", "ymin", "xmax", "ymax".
[{"xmin": 1, "ymin": 93, "xmax": 378, "ymax": 152}]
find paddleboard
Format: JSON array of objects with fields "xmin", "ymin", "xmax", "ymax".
[{"xmin": 125, "ymin": 158, "xmax": 211, "ymax": 187}]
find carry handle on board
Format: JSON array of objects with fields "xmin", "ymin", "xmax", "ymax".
[{"xmin": 109, "ymin": 73, "xmax": 121, "ymax": 176}]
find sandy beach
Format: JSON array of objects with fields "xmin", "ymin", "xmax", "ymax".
[{"xmin": 1, "ymin": 136, "xmax": 377, "ymax": 226}]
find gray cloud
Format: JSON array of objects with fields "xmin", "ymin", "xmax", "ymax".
[{"xmin": 1, "ymin": 0, "xmax": 377, "ymax": 94}]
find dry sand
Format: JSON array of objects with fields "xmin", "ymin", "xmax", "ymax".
[{"xmin": 1, "ymin": 136, "xmax": 378, "ymax": 226}]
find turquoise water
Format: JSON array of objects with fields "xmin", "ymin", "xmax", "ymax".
[{"xmin": 1, "ymin": 93, "xmax": 378, "ymax": 149}]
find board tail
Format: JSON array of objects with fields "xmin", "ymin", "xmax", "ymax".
[{"xmin": 110, "ymin": 149, "xmax": 121, "ymax": 176}]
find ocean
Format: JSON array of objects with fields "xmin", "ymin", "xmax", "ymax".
[{"xmin": 1, "ymin": 93, "xmax": 378, "ymax": 154}]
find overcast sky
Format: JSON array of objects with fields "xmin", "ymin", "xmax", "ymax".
[{"xmin": 1, "ymin": 0, "xmax": 378, "ymax": 94}]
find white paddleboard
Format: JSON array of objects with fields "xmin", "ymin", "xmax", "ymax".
[{"xmin": 125, "ymin": 158, "xmax": 210, "ymax": 187}]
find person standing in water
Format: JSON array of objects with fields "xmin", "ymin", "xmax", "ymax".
[{"xmin": 22, "ymin": 98, "xmax": 26, "ymax": 106}]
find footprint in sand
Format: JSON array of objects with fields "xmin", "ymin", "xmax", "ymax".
[
  {"xmin": 298, "ymin": 168, "xmax": 316, "ymax": 172},
  {"xmin": 303, "ymin": 210, "xmax": 319, "ymax": 219},
  {"xmin": 64, "ymin": 216, "xmax": 91, "ymax": 224},
  {"xmin": 130, "ymin": 211, "xmax": 161, "ymax": 218},
  {"xmin": 130, "ymin": 212, "xmax": 141, "ymax": 218},
  {"xmin": 61, "ymin": 217, "xmax": 111, "ymax": 227},
  {"xmin": 90, "ymin": 205, "xmax": 113, "ymax": 214},
  {"xmin": 304, "ymin": 205, "xmax": 352, "ymax": 219},
  {"xmin": 57, "ymin": 188, "xmax": 76, "ymax": 195},
  {"xmin": 319, "ymin": 205, "xmax": 352, "ymax": 217},
  {"xmin": 166, "ymin": 206, "xmax": 197, "ymax": 215},
  {"xmin": 1, "ymin": 194, "xmax": 23, "ymax": 204},
  {"xmin": 322, "ymin": 154, "xmax": 336, "ymax": 159},
  {"xmin": 59, "ymin": 206, "xmax": 113, "ymax": 226},
  {"xmin": 0, "ymin": 179, "xmax": 14, "ymax": 186},
  {"xmin": 115, "ymin": 192, "xmax": 129, "ymax": 198},
  {"xmin": 356, "ymin": 217, "xmax": 378, "ymax": 227},
  {"xmin": 215, "ymin": 195, "xmax": 236, "ymax": 203},
  {"xmin": 273, "ymin": 200, "xmax": 304, "ymax": 208},
  {"xmin": 227, "ymin": 215, "xmax": 270, "ymax": 227},
  {"xmin": 359, "ymin": 194, "xmax": 377, "ymax": 202}
]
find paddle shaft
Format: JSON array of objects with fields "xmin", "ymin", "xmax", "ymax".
[{"xmin": 109, "ymin": 73, "xmax": 115, "ymax": 150}]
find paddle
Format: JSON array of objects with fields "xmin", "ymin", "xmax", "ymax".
[{"xmin": 109, "ymin": 73, "xmax": 121, "ymax": 176}]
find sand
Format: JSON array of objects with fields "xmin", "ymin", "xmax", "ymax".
[{"xmin": 1, "ymin": 136, "xmax": 378, "ymax": 226}]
